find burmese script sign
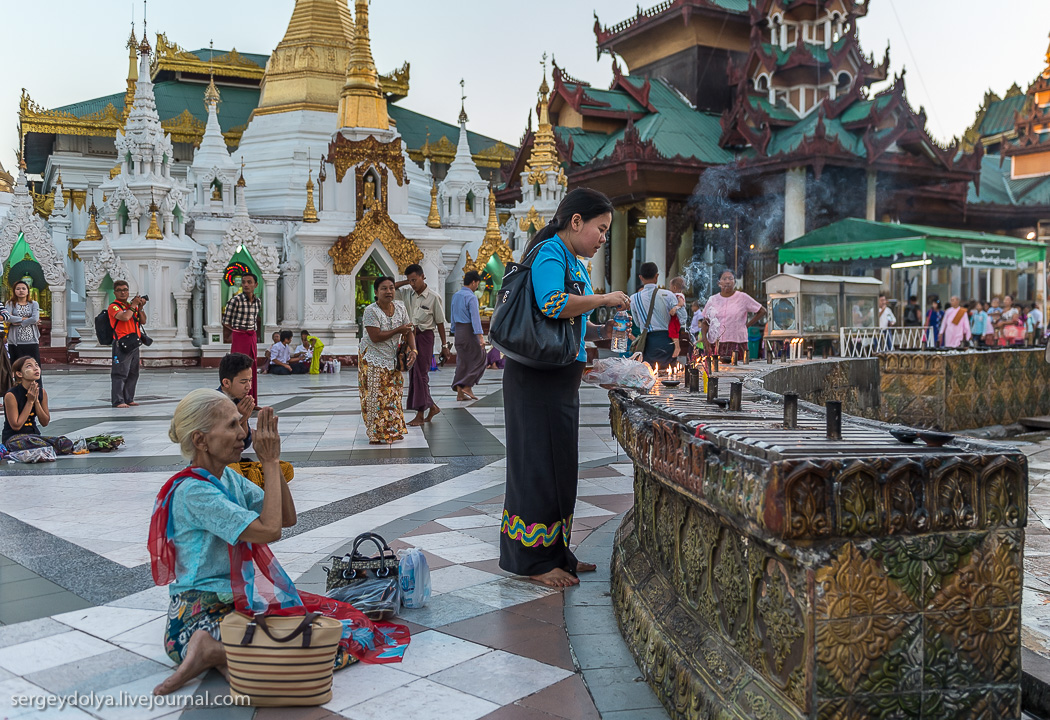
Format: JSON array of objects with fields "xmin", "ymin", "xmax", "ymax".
[{"xmin": 962, "ymin": 244, "xmax": 1017, "ymax": 269}]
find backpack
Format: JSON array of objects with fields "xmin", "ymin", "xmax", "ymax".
[{"xmin": 94, "ymin": 305, "xmax": 118, "ymax": 346}]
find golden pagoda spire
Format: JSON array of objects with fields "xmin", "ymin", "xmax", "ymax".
[
  {"xmin": 426, "ymin": 178, "xmax": 441, "ymax": 228},
  {"xmin": 254, "ymin": 0, "xmax": 355, "ymax": 117},
  {"xmin": 125, "ymin": 21, "xmax": 139, "ymax": 111},
  {"xmin": 145, "ymin": 191, "xmax": 163, "ymax": 240},
  {"xmin": 84, "ymin": 198, "xmax": 103, "ymax": 241},
  {"xmin": 303, "ymin": 170, "xmax": 319, "ymax": 222},
  {"xmin": 204, "ymin": 40, "xmax": 221, "ymax": 110},
  {"xmin": 236, "ymin": 158, "xmax": 246, "ymax": 188},
  {"xmin": 525, "ymin": 53, "xmax": 565, "ymax": 187},
  {"xmin": 483, "ymin": 187, "xmax": 500, "ymax": 242},
  {"xmin": 337, "ymin": 0, "xmax": 389, "ymax": 130}
]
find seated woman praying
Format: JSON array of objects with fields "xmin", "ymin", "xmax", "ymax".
[
  {"xmin": 2, "ymin": 357, "xmax": 73, "ymax": 455},
  {"xmin": 151, "ymin": 389, "xmax": 408, "ymax": 696}
]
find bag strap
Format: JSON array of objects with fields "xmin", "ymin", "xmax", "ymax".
[
  {"xmin": 242, "ymin": 612, "xmax": 320, "ymax": 647},
  {"xmin": 641, "ymin": 287, "xmax": 659, "ymax": 332}
]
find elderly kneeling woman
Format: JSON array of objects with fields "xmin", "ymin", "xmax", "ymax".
[{"xmin": 152, "ymin": 388, "xmax": 295, "ymax": 696}]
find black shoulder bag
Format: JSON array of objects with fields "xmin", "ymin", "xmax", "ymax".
[{"xmin": 489, "ymin": 240, "xmax": 584, "ymax": 370}]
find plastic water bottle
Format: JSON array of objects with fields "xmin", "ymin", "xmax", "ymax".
[{"xmin": 611, "ymin": 310, "xmax": 630, "ymax": 353}]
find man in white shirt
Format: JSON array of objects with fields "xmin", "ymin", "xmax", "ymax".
[
  {"xmin": 268, "ymin": 331, "xmax": 295, "ymax": 375},
  {"xmin": 878, "ymin": 294, "xmax": 896, "ymax": 350},
  {"xmin": 629, "ymin": 262, "xmax": 680, "ymax": 365},
  {"xmin": 394, "ymin": 264, "xmax": 448, "ymax": 425}
]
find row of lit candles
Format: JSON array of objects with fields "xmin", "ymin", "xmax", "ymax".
[{"xmin": 786, "ymin": 338, "xmax": 805, "ymax": 361}]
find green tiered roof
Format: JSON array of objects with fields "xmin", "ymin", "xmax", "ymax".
[
  {"xmin": 553, "ymin": 77, "xmax": 734, "ymax": 165},
  {"xmin": 969, "ymin": 153, "xmax": 1050, "ymax": 207},
  {"xmin": 980, "ymin": 94, "xmax": 1027, "ymax": 137}
]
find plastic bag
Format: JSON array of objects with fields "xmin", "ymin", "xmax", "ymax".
[
  {"xmin": 397, "ymin": 548, "xmax": 431, "ymax": 609},
  {"xmin": 326, "ymin": 577, "xmax": 401, "ymax": 621},
  {"xmin": 583, "ymin": 355, "xmax": 656, "ymax": 391},
  {"xmin": 9, "ymin": 446, "xmax": 57, "ymax": 463},
  {"xmin": 72, "ymin": 438, "xmax": 89, "ymax": 455}
]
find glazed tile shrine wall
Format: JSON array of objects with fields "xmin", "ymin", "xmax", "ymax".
[
  {"xmin": 880, "ymin": 349, "xmax": 1050, "ymax": 431},
  {"xmin": 761, "ymin": 349, "xmax": 1050, "ymax": 431},
  {"xmin": 609, "ymin": 388, "xmax": 1027, "ymax": 719}
]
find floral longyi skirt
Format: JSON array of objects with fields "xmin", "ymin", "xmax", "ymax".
[{"xmin": 358, "ymin": 356, "xmax": 406, "ymax": 443}]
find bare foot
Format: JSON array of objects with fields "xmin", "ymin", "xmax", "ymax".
[
  {"xmin": 464, "ymin": 389, "xmax": 478, "ymax": 400},
  {"xmin": 115, "ymin": 403, "xmax": 130, "ymax": 409},
  {"xmin": 407, "ymin": 416, "xmax": 425, "ymax": 427},
  {"xmin": 456, "ymin": 392, "xmax": 469, "ymax": 402},
  {"xmin": 369, "ymin": 440, "xmax": 385, "ymax": 445},
  {"xmin": 576, "ymin": 562, "xmax": 597, "ymax": 573},
  {"xmin": 128, "ymin": 402, "xmax": 140, "ymax": 406},
  {"xmin": 426, "ymin": 406, "xmax": 441, "ymax": 422},
  {"xmin": 530, "ymin": 567, "xmax": 580, "ymax": 588},
  {"xmin": 153, "ymin": 630, "xmax": 225, "ymax": 696}
]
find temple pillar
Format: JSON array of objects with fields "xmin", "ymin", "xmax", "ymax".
[
  {"xmin": 866, "ymin": 170, "xmax": 877, "ymax": 221},
  {"xmin": 50, "ymin": 289, "xmax": 67, "ymax": 348},
  {"xmin": 84, "ymin": 291, "xmax": 106, "ymax": 347},
  {"xmin": 204, "ymin": 271, "xmax": 224, "ymax": 345},
  {"xmin": 281, "ymin": 264, "xmax": 301, "ymax": 326},
  {"xmin": 332, "ymin": 274, "xmax": 354, "ymax": 329},
  {"xmin": 261, "ymin": 272, "xmax": 279, "ymax": 333},
  {"xmin": 173, "ymin": 291, "xmax": 191, "ymax": 341},
  {"xmin": 612, "ymin": 208, "xmax": 629, "ymax": 292},
  {"xmin": 592, "ymin": 240, "xmax": 607, "ymax": 293},
  {"xmin": 644, "ymin": 198, "xmax": 668, "ymax": 280},
  {"xmin": 993, "ymin": 269, "xmax": 1005, "ymax": 297},
  {"xmin": 784, "ymin": 168, "xmax": 806, "ymax": 242},
  {"xmin": 191, "ymin": 287, "xmax": 204, "ymax": 346}
]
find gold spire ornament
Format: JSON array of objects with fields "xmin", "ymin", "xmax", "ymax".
[
  {"xmin": 465, "ymin": 189, "xmax": 513, "ymax": 273},
  {"xmin": 303, "ymin": 170, "xmax": 319, "ymax": 222},
  {"xmin": 337, "ymin": 0, "xmax": 389, "ymax": 130},
  {"xmin": 145, "ymin": 199, "xmax": 163, "ymax": 239},
  {"xmin": 525, "ymin": 53, "xmax": 566, "ymax": 188},
  {"xmin": 236, "ymin": 159, "xmax": 246, "ymax": 187},
  {"xmin": 426, "ymin": 179, "xmax": 441, "ymax": 228},
  {"xmin": 84, "ymin": 200, "xmax": 103, "ymax": 241}
]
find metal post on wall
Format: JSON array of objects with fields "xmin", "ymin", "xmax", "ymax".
[{"xmin": 921, "ymin": 251, "xmax": 928, "ymax": 313}]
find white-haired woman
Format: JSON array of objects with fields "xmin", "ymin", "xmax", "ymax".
[{"xmin": 149, "ymin": 389, "xmax": 295, "ymax": 695}]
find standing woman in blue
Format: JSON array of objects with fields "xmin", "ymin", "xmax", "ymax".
[{"xmin": 498, "ymin": 189, "xmax": 630, "ymax": 588}]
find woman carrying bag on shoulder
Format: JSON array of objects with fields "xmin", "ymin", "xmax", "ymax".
[{"xmin": 495, "ymin": 188, "xmax": 629, "ymax": 589}]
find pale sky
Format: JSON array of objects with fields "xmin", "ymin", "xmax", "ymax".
[{"xmin": 3, "ymin": 0, "xmax": 1050, "ymax": 176}]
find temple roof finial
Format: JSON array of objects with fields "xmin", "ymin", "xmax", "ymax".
[
  {"xmin": 459, "ymin": 78, "xmax": 468, "ymax": 125},
  {"xmin": 337, "ymin": 0, "xmax": 389, "ymax": 130}
]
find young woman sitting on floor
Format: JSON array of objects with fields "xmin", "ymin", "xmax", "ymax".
[{"xmin": 2, "ymin": 357, "xmax": 73, "ymax": 455}]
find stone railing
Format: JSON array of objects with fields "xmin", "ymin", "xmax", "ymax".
[{"xmin": 609, "ymin": 380, "xmax": 1027, "ymax": 719}]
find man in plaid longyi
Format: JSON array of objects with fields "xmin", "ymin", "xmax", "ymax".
[{"xmin": 222, "ymin": 273, "xmax": 262, "ymax": 402}]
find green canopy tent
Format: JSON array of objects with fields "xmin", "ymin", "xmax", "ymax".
[{"xmin": 777, "ymin": 218, "xmax": 1047, "ymax": 319}]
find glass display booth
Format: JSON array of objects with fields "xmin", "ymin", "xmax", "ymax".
[{"xmin": 764, "ymin": 273, "xmax": 883, "ymax": 355}]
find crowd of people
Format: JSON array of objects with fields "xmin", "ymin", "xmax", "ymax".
[{"xmin": 890, "ymin": 293, "xmax": 1045, "ymax": 348}]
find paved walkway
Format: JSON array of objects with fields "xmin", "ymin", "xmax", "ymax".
[{"xmin": 0, "ymin": 365, "xmax": 664, "ymax": 720}]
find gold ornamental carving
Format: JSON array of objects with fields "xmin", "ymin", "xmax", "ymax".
[
  {"xmin": 68, "ymin": 190, "xmax": 86, "ymax": 211},
  {"xmin": 327, "ymin": 133, "xmax": 405, "ymax": 185},
  {"xmin": 518, "ymin": 205, "xmax": 545, "ymax": 233},
  {"xmin": 408, "ymin": 138, "xmax": 515, "ymax": 170},
  {"xmin": 84, "ymin": 201, "xmax": 103, "ymax": 242},
  {"xmin": 645, "ymin": 197, "xmax": 668, "ymax": 219},
  {"xmin": 329, "ymin": 205, "xmax": 421, "ymax": 275},
  {"xmin": 19, "ymin": 89, "xmax": 125, "ymax": 139},
  {"xmin": 161, "ymin": 109, "xmax": 208, "ymax": 146},
  {"xmin": 30, "ymin": 188, "xmax": 55, "ymax": 219},
  {"xmin": 109, "ymin": 164, "xmax": 122, "ymax": 179},
  {"xmin": 0, "ymin": 162, "xmax": 13, "ymax": 193},
  {"xmin": 379, "ymin": 62, "xmax": 410, "ymax": 101},
  {"xmin": 151, "ymin": 32, "xmax": 264, "ymax": 82},
  {"xmin": 523, "ymin": 60, "xmax": 567, "ymax": 188}
]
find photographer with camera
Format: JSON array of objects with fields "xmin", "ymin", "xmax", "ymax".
[{"xmin": 109, "ymin": 281, "xmax": 147, "ymax": 408}]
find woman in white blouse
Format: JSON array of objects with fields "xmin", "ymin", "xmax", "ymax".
[{"xmin": 359, "ymin": 277, "xmax": 417, "ymax": 444}]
